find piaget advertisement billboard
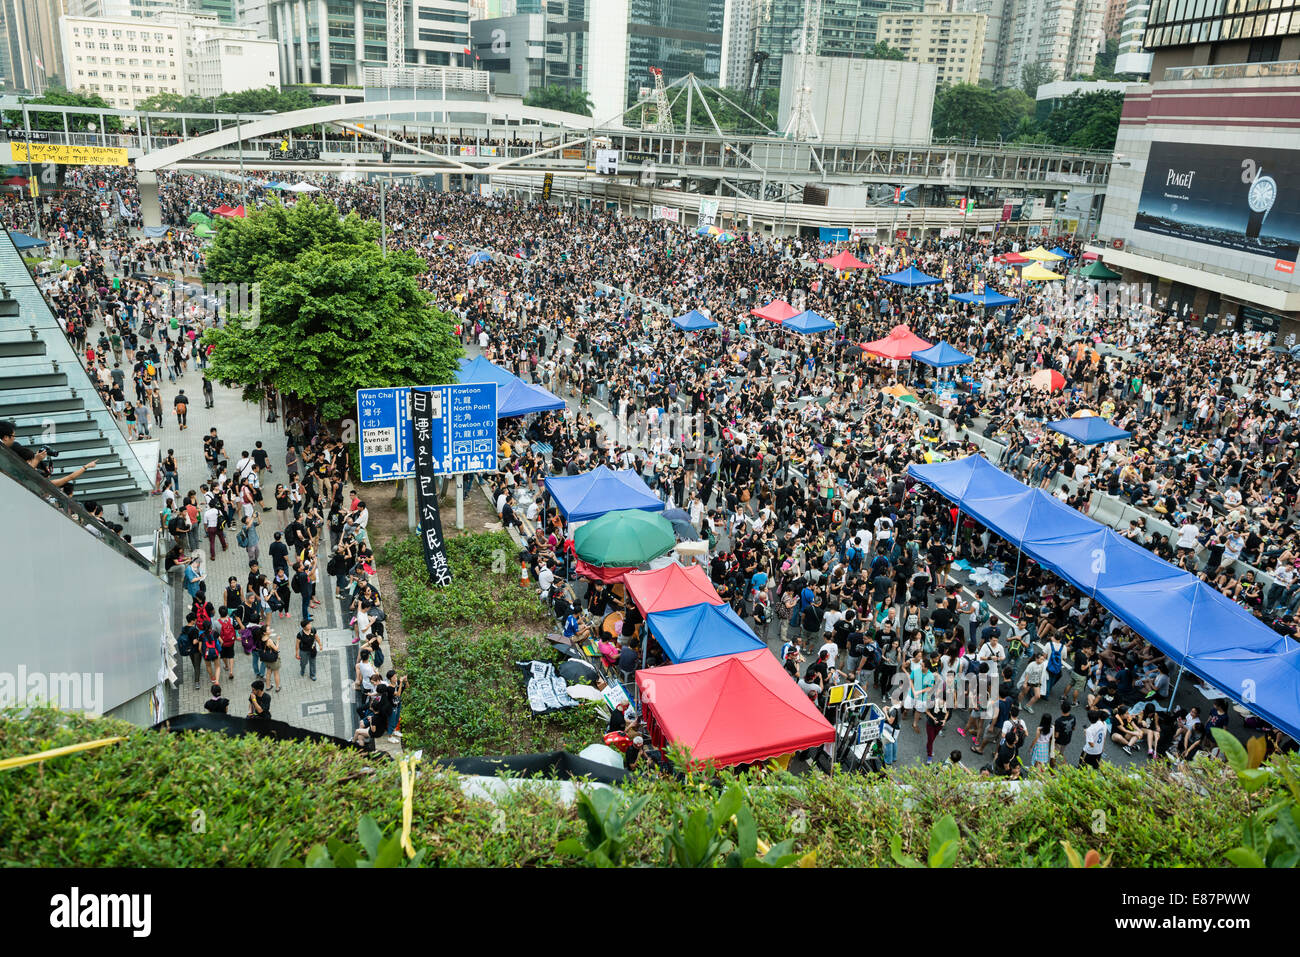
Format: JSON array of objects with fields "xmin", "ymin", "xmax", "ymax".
[{"xmin": 1134, "ymin": 141, "xmax": 1300, "ymax": 262}]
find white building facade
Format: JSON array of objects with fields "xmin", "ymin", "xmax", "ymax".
[{"xmin": 59, "ymin": 14, "xmax": 184, "ymax": 107}]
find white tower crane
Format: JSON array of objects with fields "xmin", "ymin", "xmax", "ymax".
[{"xmin": 387, "ymin": 0, "xmax": 405, "ymax": 70}]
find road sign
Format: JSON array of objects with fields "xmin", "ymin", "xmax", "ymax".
[
  {"xmin": 356, "ymin": 383, "xmax": 498, "ymax": 481},
  {"xmin": 417, "ymin": 382, "xmax": 498, "ymax": 475},
  {"xmin": 356, "ymin": 387, "xmax": 412, "ymax": 482}
]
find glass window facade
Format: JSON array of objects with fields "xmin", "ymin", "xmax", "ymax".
[
  {"xmin": 624, "ymin": 0, "xmax": 724, "ymax": 107},
  {"xmin": 1143, "ymin": 0, "xmax": 1300, "ymax": 48}
]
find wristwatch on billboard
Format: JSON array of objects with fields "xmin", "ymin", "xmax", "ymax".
[{"xmin": 1247, "ymin": 167, "xmax": 1277, "ymax": 239}]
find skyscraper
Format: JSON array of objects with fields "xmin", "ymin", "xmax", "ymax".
[{"xmin": 963, "ymin": 0, "xmax": 1104, "ymax": 88}]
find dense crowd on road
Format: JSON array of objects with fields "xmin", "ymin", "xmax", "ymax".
[{"xmin": 9, "ymin": 160, "xmax": 1300, "ymax": 772}]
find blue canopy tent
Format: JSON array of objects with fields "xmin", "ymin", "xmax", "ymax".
[
  {"xmin": 1049, "ymin": 246, "xmax": 1075, "ymax": 260},
  {"xmin": 644, "ymin": 601, "xmax": 766, "ymax": 664},
  {"xmin": 950, "ymin": 291, "xmax": 1019, "ymax": 309},
  {"xmin": 1045, "ymin": 416, "xmax": 1132, "ymax": 445},
  {"xmin": 456, "ymin": 356, "xmax": 565, "ymax": 419},
  {"xmin": 908, "ymin": 455, "xmax": 1300, "ymax": 742},
  {"xmin": 880, "ymin": 266, "xmax": 941, "ymax": 287},
  {"xmin": 467, "ymin": 250, "xmax": 493, "ymax": 265},
  {"xmin": 912, "ymin": 340, "xmax": 973, "ymax": 368},
  {"xmin": 9, "ymin": 230, "xmax": 46, "ymax": 250},
  {"xmin": 783, "ymin": 310, "xmax": 836, "ymax": 334},
  {"xmin": 544, "ymin": 465, "xmax": 665, "ymax": 523},
  {"xmin": 671, "ymin": 309, "xmax": 718, "ymax": 331}
]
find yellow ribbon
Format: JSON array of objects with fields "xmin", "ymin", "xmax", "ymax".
[
  {"xmin": 0, "ymin": 736, "xmax": 125, "ymax": 772},
  {"xmin": 398, "ymin": 752, "xmax": 421, "ymax": 859}
]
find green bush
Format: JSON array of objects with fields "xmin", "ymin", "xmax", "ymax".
[
  {"xmin": 0, "ymin": 708, "xmax": 1269, "ymax": 867},
  {"xmin": 379, "ymin": 530, "xmax": 601, "ymax": 757},
  {"xmin": 378, "ymin": 531, "xmax": 549, "ymax": 630}
]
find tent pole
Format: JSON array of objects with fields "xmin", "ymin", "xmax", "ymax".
[
  {"xmin": 1170, "ymin": 663, "xmax": 1185, "ymax": 703},
  {"xmin": 1011, "ymin": 548, "xmax": 1022, "ymax": 605}
]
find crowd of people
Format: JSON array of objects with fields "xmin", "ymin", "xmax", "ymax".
[{"xmin": 10, "ymin": 158, "xmax": 1300, "ymax": 773}]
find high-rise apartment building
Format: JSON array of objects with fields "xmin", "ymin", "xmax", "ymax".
[
  {"xmin": 877, "ymin": 0, "xmax": 986, "ymax": 86},
  {"xmin": 269, "ymin": 0, "xmax": 470, "ymax": 85},
  {"xmin": 963, "ymin": 0, "xmax": 1104, "ymax": 88},
  {"xmin": 720, "ymin": 0, "xmax": 755, "ymax": 90},
  {"xmin": 1101, "ymin": 0, "xmax": 1124, "ymax": 39},
  {"xmin": 59, "ymin": 13, "xmax": 184, "ymax": 106},
  {"xmin": 233, "ymin": 0, "xmax": 270, "ymax": 35}
]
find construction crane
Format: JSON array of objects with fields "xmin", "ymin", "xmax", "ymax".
[
  {"xmin": 387, "ymin": 0, "xmax": 405, "ymax": 70},
  {"xmin": 784, "ymin": 0, "xmax": 822, "ymax": 141},
  {"xmin": 641, "ymin": 66, "xmax": 675, "ymax": 133},
  {"xmin": 744, "ymin": 50, "xmax": 769, "ymax": 106}
]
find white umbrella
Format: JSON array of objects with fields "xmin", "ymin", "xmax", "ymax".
[{"xmin": 287, "ymin": 182, "xmax": 321, "ymax": 193}]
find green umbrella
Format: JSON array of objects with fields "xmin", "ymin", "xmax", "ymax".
[
  {"xmin": 573, "ymin": 509, "xmax": 676, "ymax": 568},
  {"xmin": 194, "ymin": 224, "xmax": 215, "ymax": 238},
  {"xmin": 187, "ymin": 211, "xmax": 211, "ymax": 225}
]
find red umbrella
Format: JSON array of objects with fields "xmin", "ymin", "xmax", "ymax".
[
  {"xmin": 1082, "ymin": 251, "xmax": 1099, "ymax": 261},
  {"xmin": 817, "ymin": 250, "xmax": 868, "ymax": 270},
  {"xmin": 750, "ymin": 299, "xmax": 799, "ymax": 323},
  {"xmin": 3, "ymin": 176, "xmax": 28, "ymax": 187},
  {"xmin": 1030, "ymin": 369, "xmax": 1066, "ymax": 391},
  {"xmin": 860, "ymin": 323, "xmax": 933, "ymax": 360}
]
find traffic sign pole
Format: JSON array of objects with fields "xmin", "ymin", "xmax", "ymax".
[
  {"xmin": 455, "ymin": 475, "xmax": 464, "ymax": 530},
  {"xmin": 406, "ymin": 476, "xmax": 416, "ymax": 531}
]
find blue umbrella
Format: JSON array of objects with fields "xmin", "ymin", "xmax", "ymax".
[
  {"xmin": 671, "ymin": 309, "xmax": 718, "ymax": 331},
  {"xmin": 467, "ymin": 250, "xmax": 493, "ymax": 265},
  {"xmin": 1049, "ymin": 246, "xmax": 1075, "ymax": 260},
  {"xmin": 9, "ymin": 230, "xmax": 46, "ymax": 250},
  {"xmin": 881, "ymin": 266, "xmax": 941, "ymax": 287},
  {"xmin": 783, "ymin": 310, "xmax": 836, "ymax": 334}
]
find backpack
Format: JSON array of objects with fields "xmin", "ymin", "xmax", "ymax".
[
  {"xmin": 975, "ymin": 600, "xmax": 990, "ymax": 625},
  {"xmin": 201, "ymin": 631, "xmax": 221, "ymax": 660},
  {"xmin": 219, "ymin": 617, "xmax": 236, "ymax": 647},
  {"xmin": 1047, "ymin": 641, "xmax": 1063, "ymax": 675},
  {"xmin": 291, "ymin": 575, "xmax": 301, "ymax": 593},
  {"xmin": 236, "ymin": 527, "xmax": 249, "ymax": 548}
]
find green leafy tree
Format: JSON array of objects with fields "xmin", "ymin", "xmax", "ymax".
[
  {"xmin": 523, "ymin": 84, "xmax": 594, "ymax": 117},
  {"xmin": 1021, "ymin": 61, "xmax": 1058, "ymax": 97},
  {"xmin": 1091, "ymin": 37, "xmax": 1119, "ymax": 79},
  {"xmin": 203, "ymin": 195, "xmax": 380, "ymax": 285},
  {"xmin": 203, "ymin": 241, "xmax": 462, "ymax": 420},
  {"xmin": 1037, "ymin": 90, "xmax": 1123, "ymax": 151},
  {"xmin": 5, "ymin": 89, "xmax": 123, "ymax": 132},
  {"xmin": 933, "ymin": 84, "xmax": 1030, "ymax": 141},
  {"xmin": 670, "ymin": 85, "xmax": 777, "ymax": 133},
  {"xmin": 865, "ymin": 40, "xmax": 907, "ymax": 61}
]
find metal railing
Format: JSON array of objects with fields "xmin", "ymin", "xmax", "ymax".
[{"xmin": 0, "ymin": 442, "xmax": 152, "ymax": 572}]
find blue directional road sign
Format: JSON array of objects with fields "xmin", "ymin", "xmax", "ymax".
[
  {"xmin": 356, "ymin": 386, "xmax": 412, "ymax": 482},
  {"xmin": 356, "ymin": 383, "xmax": 498, "ymax": 481},
  {"xmin": 416, "ymin": 382, "xmax": 498, "ymax": 475}
]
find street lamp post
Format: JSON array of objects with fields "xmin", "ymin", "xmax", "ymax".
[{"xmin": 237, "ymin": 112, "xmax": 246, "ymax": 211}]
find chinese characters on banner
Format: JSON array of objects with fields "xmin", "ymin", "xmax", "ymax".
[{"xmin": 410, "ymin": 388, "xmax": 453, "ymax": 587}]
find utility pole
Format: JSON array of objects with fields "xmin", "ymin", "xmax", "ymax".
[{"xmin": 380, "ymin": 179, "xmax": 387, "ymax": 254}]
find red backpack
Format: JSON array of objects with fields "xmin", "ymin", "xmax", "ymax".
[{"xmin": 219, "ymin": 617, "xmax": 236, "ymax": 647}]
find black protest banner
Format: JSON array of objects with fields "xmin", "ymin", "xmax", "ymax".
[{"xmin": 410, "ymin": 387, "xmax": 453, "ymax": 587}]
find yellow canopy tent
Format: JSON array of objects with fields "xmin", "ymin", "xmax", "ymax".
[
  {"xmin": 1022, "ymin": 263, "xmax": 1064, "ymax": 281},
  {"xmin": 1023, "ymin": 245, "xmax": 1064, "ymax": 262}
]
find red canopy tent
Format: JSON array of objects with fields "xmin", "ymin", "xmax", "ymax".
[
  {"xmin": 214, "ymin": 204, "xmax": 247, "ymax": 218},
  {"xmin": 996, "ymin": 252, "xmax": 1031, "ymax": 264},
  {"xmin": 636, "ymin": 650, "xmax": 835, "ymax": 767},
  {"xmin": 1081, "ymin": 251, "xmax": 1099, "ymax": 261},
  {"xmin": 211, "ymin": 204, "xmax": 234, "ymax": 215},
  {"xmin": 817, "ymin": 250, "xmax": 868, "ymax": 270},
  {"xmin": 750, "ymin": 299, "xmax": 799, "ymax": 323},
  {"xmin": 573, "ymin": 557, "xmax": 633, "ymax": 585},
  {"xmin": 860, "ymin": 323, "xmax": 932, "ymax": 360},
  {"xmin": 624, "ymin": 564, "xmax": 722, "ymax": 616}
]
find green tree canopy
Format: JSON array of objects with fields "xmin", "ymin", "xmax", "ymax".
[
  {"xmin": 4, "ymin": 89, "xmax": 123, "ymax": 132},
  {"xmin": 1021, "ymin": 61, "xmax": 1058, "ymax": 97},
  {"xmin": 932, "ymin": 83, "xmax": 1032, "ymax": 141},
  {"xmin": 523, "ymin": 84, "xmax": 594, "ymax": 117},
  {"xmin": 202, "ymin": 196, "xmax": 380, "ymax": 285},
  {"xmin": 865, "ymin": 41, "xmax": 907, "ymax": 61},
  {"xmin": 1037, "ymin": 90, "xmax": 1123, "ymax": 151},
  {"xmin": 203, "ymin": 243, "xmax": 462, "ymax": 420},
  {"xmin": 135, "ymin": 87, "xmax": 323, "ymax": 133}
]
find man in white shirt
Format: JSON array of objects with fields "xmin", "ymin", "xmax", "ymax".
[
  {"xmin": 537, "ymin": 561, "xmax": 555, "ymax": 599},
  {"xmin": 1081, "ymin": 710, "xmax": 1107, "ymax": 768},
  {"xmin": 203, "ymin": 503, "xmax": 227, "ymax": 558},
  {"xmin": 234, "ymin": 452, "xmax": 254, "ymax": 482},
  {"xmin": 977, "ymin": 633, "xmax": 1006, "ymax": 671},
  {"xmin": 1176, "ymin": 520, "xmax": 1201, "ymax": 552}
]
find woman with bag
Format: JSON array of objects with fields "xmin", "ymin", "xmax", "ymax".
[
  {"xmin": 260, "ymin": 631, "xmax": 282, "ymax": 693},
  {"xmin": 1027, "ymin": 713, "xmax": 1055, "ymax": 770}
]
